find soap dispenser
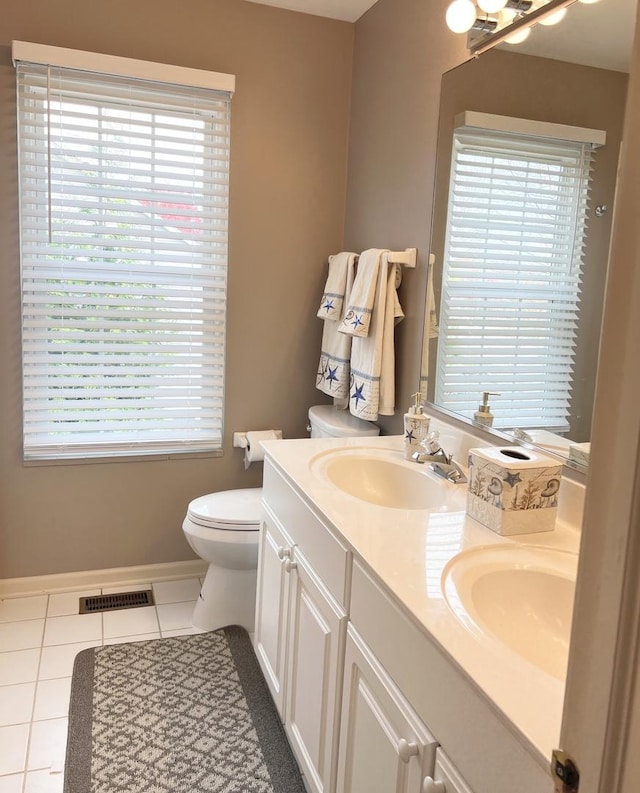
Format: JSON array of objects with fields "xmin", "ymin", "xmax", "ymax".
[
  {"xmin": 474, "ymin": 391, "xmax": 500, "ymax": 427},
  {"xmin": 404, "ymin": 392, "xmax": 430, "ymax": 459}
]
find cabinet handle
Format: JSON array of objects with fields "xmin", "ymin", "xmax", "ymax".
[
  {"xmin": 422, "ymin": 777, "xmax": 446, "ymax": 793},
  {"xmin": 397, "ymin": 738, "xmax": 419, "ymax": 763},
  {"xmin": 277, "ymin": 547, "xmax": 291, "ymax": 560},
  {"xmin": 284, "ymin": 558, "xmax": 297, "ymax": 573}
]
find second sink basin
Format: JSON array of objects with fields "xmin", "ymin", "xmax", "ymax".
[
  {"xmin": 443, "ymin": 545, "xmax": 578, "ymax": 680},
  {"xmin": 309, "ymin": 447, "xmax": 466, "ymax": 510}
]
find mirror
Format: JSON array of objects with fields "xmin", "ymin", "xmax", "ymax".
[{"xmin": 421, "ymin": 0, "xmax": 635, "ymax": 471}]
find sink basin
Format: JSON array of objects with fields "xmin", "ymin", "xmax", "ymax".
[
  {"xmin": 309, "ymin": 447, "xmax": 465, "ymax": 510},
  {"xmin": 443, "ymin": 545, "xmax": 578, "ymax": 680}
]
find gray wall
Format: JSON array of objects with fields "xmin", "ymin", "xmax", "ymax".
[
  {"xmin": 344, "ymin": 0, "xmax": 468, "ymax": 434},
  {"xmin": 0, "ymin": 0, "xmax": 353, "ymax": 578}
]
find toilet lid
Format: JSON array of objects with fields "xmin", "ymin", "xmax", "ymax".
[{"xmin": 187, "ymin": 488, "xmax": 263, "ymax": 530}]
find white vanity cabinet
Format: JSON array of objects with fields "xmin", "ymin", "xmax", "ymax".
[
  {"xmin": 337, "ymin": 625, "xmax": 438, "ymax": 793},
  {"xmin": 257, "ymin": 449, "xmax": 554, "ymax": 793},
  {"xmin": 253, "ymin": 507, "xmax": 294, "ymax": 715},
  {"xmin": 423, "ymin": 750, "xmax": 474, "ymax": 793},
  {"xmin": 255, "ymin": 460, "xmax": 350, "ymax": 793},
  {"xmin": 284, "ymin": 546, "xmax": 347, "ymax": 793}
]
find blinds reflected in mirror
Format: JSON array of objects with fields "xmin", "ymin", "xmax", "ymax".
[{"xmin": 435, "ymin": 121, "xmax": 597, "ymax": 431}]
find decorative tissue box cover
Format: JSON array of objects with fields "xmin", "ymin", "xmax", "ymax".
[{"xmin": 467, "ymin": 446, "xmax": 563, "ymax": 535}]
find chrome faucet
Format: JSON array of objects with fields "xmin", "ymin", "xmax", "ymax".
[{"xmin": 411, "ymin": 431, "xmax": 468, "ymax": 484}]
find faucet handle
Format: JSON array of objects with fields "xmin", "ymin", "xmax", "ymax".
[{"xmin": 420, "ymin": 430, "xmax": 441, "ymax": 455}]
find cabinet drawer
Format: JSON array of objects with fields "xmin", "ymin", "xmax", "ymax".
[{"xmin": 263, "ymin": 460, "xmax": 349, "ymax": 606}]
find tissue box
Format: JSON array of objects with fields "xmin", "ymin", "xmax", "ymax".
[{"xmin": 467, "ymin": 446, "xmax": 562, "ymax": 536}]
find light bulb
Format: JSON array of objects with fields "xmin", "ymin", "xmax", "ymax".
[
  {"xmin": 499, "ymin": 7, "xmax": 517, "ymax": 23},
  {"xmin": 477, "ymin": 0, "xmax": 508, "ymax": 12},
  {"xmin": 539, "ymin": 7, "xmax": 567, "ymax": 24},
  {"xmin": 504, "ymin": 25, "xmax": 532, "ymax": 43},
  {"xmin": 446, "ymin": 0, "xmax": 478, "ymax": 33},
  {"xmin": 578, "ymin": 0, "xmax": 600, "ymax": 4}
]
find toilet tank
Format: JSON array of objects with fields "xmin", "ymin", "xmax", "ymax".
[{"xmin": 308, "ymin": 405, "xmax": 380, "ymax": 439}]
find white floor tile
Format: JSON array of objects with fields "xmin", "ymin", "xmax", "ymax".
[
  {"xmin": 24, "ymin": 769, "xmax": 65, "ymax": 793},
  {"xmin": 33, "ymin": 678, "xmax": 72, "ymax": 722},
  {"xmin": 38, "ymin": 641, "xmax": 99, "ymax": 681},
  {"xmin": 101, "ymin": 583, "xmax": 151, "ymax": 595},
  {"xmin": 0, "ymin": 620, "xmax": 45, "ymax": 653},
  {"xmin": 47, "ymin": 590, "xmax": 100, "ymax": 618},
  {"xmin": 103, "ymin": 632, "xmax": 160, "ymax": 646},
  {"xmin": 27, "ymin": 718, "xmax": 68, "ymax": 772},
  {"xmin": 152, "ymin": 578, "xmax": 201, "ymax": 605},
  {"xmin": 0, "ymin": 597, "xmax": 48, "ymax": 624},
  {"xmin": 157, "ymin": 601, "xmax": 197, "ymax": 632},
  {"xmin": 0, "ymin": 682, "xmax": 36, "ymax": 726},
  {"xmin": 0, "ymin": 774, "xmax": 24, "ymax": 793},
  {"xmin": 161, "ymin": 626, "xmax": 207, "ymax": 638},
  {"xmin": 0, "ymin": 648, "xmax": 41, "ymax": 686},
  {"xmin": 43, "ymin": 614, "xmax": 101, "ymax": 647},
  {"xmin": 0, "ymin": 723, "xmax": 30, "ymax": 775},
  {"xmin": 102, "ymin": 607, "xmax": 159, "ymax": 639}
]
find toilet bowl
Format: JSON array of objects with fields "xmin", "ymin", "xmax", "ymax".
[
  {"xmin": 182, "ymin": 488, "xmax": 262, "ymax": 632},
  {"xmin": 183, "ymin": 407, "xmax": 379, "ymax": 632}
]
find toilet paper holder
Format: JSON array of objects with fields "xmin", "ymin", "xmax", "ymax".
[{"xmin": 233, "ymin": 430, "xmax": 283, "ymax": 449}]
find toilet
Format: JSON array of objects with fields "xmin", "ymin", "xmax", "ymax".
[
  {"xmin": 182, "ymin": 405, "xmax": 380, "ymax": 632},
  {"xmin": 307, "ymin": 404, "xmax": 380, "ymax": 439}
]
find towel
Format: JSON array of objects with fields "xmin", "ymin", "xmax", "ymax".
[
  {"xmin": 316, "ymin": 254, "xmax": 357, "ymax": 400},
  {"xmin": 317, "ymin": 252, "xmax": 355, "ymax": 321},
  {"xmin": 338, "ymin": 248, "xmax": 383, "ymax": 338},
  {"xmin": 349, "ymin": 255, "xmax": 404, "ymax": 421}
]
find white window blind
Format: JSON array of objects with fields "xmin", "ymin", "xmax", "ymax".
[
  {"xmin": 435, "ymin": 124, "xmax": 595, "ymax": 431},
  {"xmin": 16, "ymin": 60, "xmax": 232, "ymax": 460}
]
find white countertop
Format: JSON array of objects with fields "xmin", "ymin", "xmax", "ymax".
[{"xmin": 260, "ymin": 432, "xmax": 581, "ymax": 770}]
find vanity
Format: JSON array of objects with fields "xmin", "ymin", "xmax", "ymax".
[{"xmin": 253, "ymin": 417, "xmax": 582, "ymax": 793}]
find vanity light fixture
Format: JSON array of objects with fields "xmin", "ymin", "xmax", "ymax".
[{"xmin": 445, "ymin": 0, "xmax": 601, "ymax": 55}]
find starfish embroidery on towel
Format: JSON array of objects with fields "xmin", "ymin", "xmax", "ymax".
[
  {"xmin": 326, "ymin": 367, "xmax": 339, "ymax": 388},
  {"xmin": 351, "ymin": 314, "xmax": 364, "ymax": 330},
  {"xmin": 504, "ymin": 471, "xmax": 522, "ymax": 487},
  {"xmin": 323, "ymin": 298, "xmax": 335, "ymax": 313},
  {"xmin": 352, "ymin": 383, "xmax": 365, "ymax": 408},
  {"xmin": 405, "ymin": 428, "xmax": 416, "ymax": 442}
]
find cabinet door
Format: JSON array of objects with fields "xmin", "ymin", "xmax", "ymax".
[
  {"xmin": 285, "ymin": 548, "xmax": 347, "ymax": 793},
  {"xmin": 253, "ymin": 510, "xmax": 294, "ymax": 717},
  {"xmin": 421, "ymin": 749, "xmax": 475, "ymax": 793},
  {"xmin": 337, "ymin": 625, "xmax": 438, "ymax": 793}
]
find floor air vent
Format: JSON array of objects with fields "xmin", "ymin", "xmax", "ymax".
[{"xmin": 79, "ymin": 590, "xmax": 155, "ymax": 614}]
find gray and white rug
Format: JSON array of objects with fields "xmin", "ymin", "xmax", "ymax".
[{"xmin": 64, "ymin": 626, "xmax": 305, "ymax": 793}]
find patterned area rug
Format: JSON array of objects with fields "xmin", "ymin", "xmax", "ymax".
[{"xmin": 64, "ymin": 626, "xmax": 305, "ymax": 792}]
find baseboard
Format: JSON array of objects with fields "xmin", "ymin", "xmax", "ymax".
[{"xmin": 0, "ymin": 559, "xmax": 208, "ymax": 598}]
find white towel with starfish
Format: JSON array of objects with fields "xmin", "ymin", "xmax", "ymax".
[
  {"xmin": 338, "ymin": 248, "xmax": 383, "ymax": 338},
  {"xmin": 317, "ymin": 252, "xmax": 356, "ymax": 320},
  {"xmin": 316, "ymin": 254, "xmax": 357, "ymax": 399},
  {"xmin": 349, "ymin": 255, "xmax": 404, "ymax": 420}
]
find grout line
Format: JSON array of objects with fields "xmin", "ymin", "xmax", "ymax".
[{"xmin": 21, "ymin": 594, "xmax": 49, "ymax": 793}]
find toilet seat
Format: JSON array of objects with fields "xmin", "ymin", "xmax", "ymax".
[{"xmin": 187, "ymin": 487, "xmax": 262, "ymax": 531}]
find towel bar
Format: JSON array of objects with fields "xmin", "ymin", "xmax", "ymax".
[{"xmin": 329, "ymin": 248, "xmax": 417, "ymax": 269}]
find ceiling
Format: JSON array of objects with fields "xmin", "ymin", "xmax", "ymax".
[{"xmin": 243, "ymin": 0, "xmax": 379, "ymax": 22}]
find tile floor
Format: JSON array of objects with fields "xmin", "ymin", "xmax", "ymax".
[{"xmin": 0, "ymin": 577, "xmax": 205, "ymax": 793}]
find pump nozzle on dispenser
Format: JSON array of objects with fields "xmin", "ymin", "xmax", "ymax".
[{"xmin": 474, "ymin": 391, "xmax": 500, "ymax": 427}]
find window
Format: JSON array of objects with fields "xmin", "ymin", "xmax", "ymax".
[
  {"xmin": 435, "ymin": 115, "xmax": 601, "ymax": 431},
  {"xmin": 14, "ymin": 43, "xmax": 234, "ymax": 461}
]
